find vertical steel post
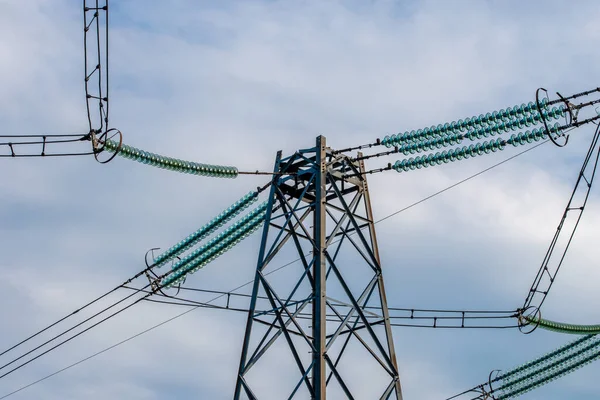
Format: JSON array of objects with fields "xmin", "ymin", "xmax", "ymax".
[{"xmin": 313, "ymin": 136, "xmax": 327, "ymax": 399}]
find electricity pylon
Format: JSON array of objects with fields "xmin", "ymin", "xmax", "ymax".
[{"xmin": 234, "ymin": 136, "xmax": 403, "ymax": 399}]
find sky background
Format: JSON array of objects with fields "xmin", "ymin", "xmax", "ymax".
[{"xmin": 1, "ymin": 0, "xmax": 600, "ymax": 399}]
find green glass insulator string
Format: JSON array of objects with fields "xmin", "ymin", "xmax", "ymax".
[
  {"xmin": 397, "ymin": 132, "xmax": 463, "ymax": 155},
  {"xmin": 152, "ymin": 191, "xmax": 259, "ymax": 268},
  {"xmin": 162, "ymin": 203, "xmax": 268, "ymax": 287},
  {"xmin": 499, "ymin": 349, "xmax": 600, "ymax": 399},
  {"xmin": 524, "ymin": 315, "xmax": 600, "ymax": 335},
  {"xmin": 382, "ymin": 100, "xmax": 555, "ymax": 147},
  {"xmin": 170, "ymin": 202, "xmax": 268, "ymax": 272},
  {"xmin": 495, "ymin": 336, "xmax": 600, "ymax": 399},
  {"xmin": 396, "ymin": 107, "xmax": 564, "ymax": 156},
  {"xmin": 462, "ymin": 107, "xmax": 564, "ymax": 141},
  {"xmin": 103, "ymin": 139, "xmax": 238, "ymax": 178},
  {"xmin": 491, "ymin": 334, "xmax": 596, "ymax": 386},
  {"xmin": 162, "ymin": 215, "xmax": 265, "ymax": 288},
  {"xmin": 468, "ymin": 334, "xmax": 600, "ymax": 399},
  {"xmin": 381, "ymin": 100, "xmax": 565, "ymax": 148},
  {"xmin": 392, "ymin": 123, "xmax": 561, "ymax": 173},
  {"xmin": 497, "ymin": 335, "xmax": 600, "ymax": 389}
]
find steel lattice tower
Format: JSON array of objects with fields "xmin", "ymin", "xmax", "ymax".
[{"xmin": 234, "ymin": 136, "xmax": 403, "ymax": 399}]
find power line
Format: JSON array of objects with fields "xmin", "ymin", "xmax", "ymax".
[
  {"xmin": 0, "ymin": 285, "xmax": 152, "ymax": 380},
  {"xmin": 0, "ymin": 133, "xmax": 93, "ymax": 158},
  {"xmin": 0, "ymin": 269, "xmax": 150, "ymax": 359},
  {"xmin": 0, "ymin": 267, "xmax": 180, "ymax": 381},
  {"xmin": 376, "ymin": 139, "xmax": 549, "ymax": 224},
  {"xmin": 0, "ymin": 307, "xmax": 193, "ymax": 400},
  {"xmin": 0, "ymin": 133, "xmax": 88, "ymax": 138},
  {"xmin": 0, "ymin": 141, "xmax": 547, "ymax": 398},
  {"xmin": 141, "ymin": 286, "xmax": 519, "ymax": 329}
]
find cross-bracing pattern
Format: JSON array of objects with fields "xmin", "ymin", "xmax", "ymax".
[{"xmin": 235, "ymin": 137, "xmax": 401, "ymax": 399}]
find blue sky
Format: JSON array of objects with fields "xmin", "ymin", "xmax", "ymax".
[{"xmin": 1, "ymin": 0, "xmax": 600, "ymax": 399}]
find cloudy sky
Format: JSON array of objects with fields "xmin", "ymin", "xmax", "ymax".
[{"xmin": 1, "ymin": 0, "xmax": 600, "ymax": 399}]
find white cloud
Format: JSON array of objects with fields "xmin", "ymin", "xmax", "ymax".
[{"xmin": 2, "ymin": 0, "xmax": 600, "ymax": 399}]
